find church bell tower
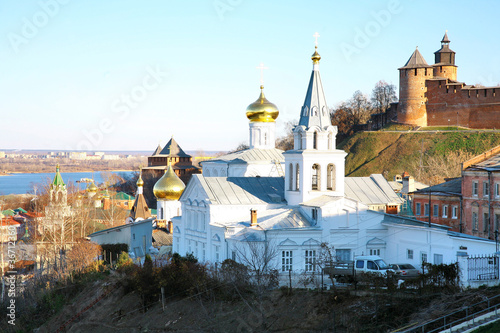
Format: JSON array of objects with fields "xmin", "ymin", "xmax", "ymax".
[{"xmin": 284, "ymin": 35, "xmax": 347, "ymax": 206}]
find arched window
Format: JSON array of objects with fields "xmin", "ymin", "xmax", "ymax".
[
  {"xmin": 298, "ymin": 132, "xmax": 302, "ymax": 150},
  {"xmin": 295, "ymin": 164, "xmax": 300, "ymax": 191},
  {"xmin": 312, "ymin": 164, "xmax": 321, "ymax": 190},
  {"xmin": 213, "ymin": 169, "xmax": 218, "ymax": 177},
  {"xmin": 313, "ymin": 132, "xmax": 318, "ymax": 149},
  {"xmin": 204, "ymin": 169, "xmax": 210, "ymax": 177},
  {"xmin": 327, "ymin": 164, "xmax": 336, "ymax": 190},
  {"xmin": 160, "ymin": 207, "xmax": 164, "ymax": 219},
  {"xmin": 289, "ymin": 163, "xmax": 293, "ymax": 190}
]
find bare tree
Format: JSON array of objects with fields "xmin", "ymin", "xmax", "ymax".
[
  {"xmin": 349, "ymin": 90, "xmax": 373, "ymax": 123},
  {"xmin": 233, "ymin": 235, "xmax": 279, "ymax": 289},
  {"xmin": 276, "ymin": 120, "xmax": 298, "ymax": 151},
  {"xmin": 371, "ymin": 80, "xmax": 398, "ymax": 114}
]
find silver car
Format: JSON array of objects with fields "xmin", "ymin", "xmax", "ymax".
[{"xmin": 388, "ymin": 263, "xmax": 420, "ymax": 280}]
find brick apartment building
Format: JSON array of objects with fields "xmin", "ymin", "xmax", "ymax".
[{"xmin": 412, "ymin": 145, "xmax": 500, "ymax": 240}]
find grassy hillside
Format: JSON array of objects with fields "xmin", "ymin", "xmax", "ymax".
[{"xmin": 339, "ymin": 131, "xmax": 500, "ymax": 182}]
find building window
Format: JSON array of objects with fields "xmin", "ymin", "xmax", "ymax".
[
  {"xmin": 473, "ymin": 181, "xmax": 478, "ymax": 196},
  {"xmin": 452, "ymin": 206, "xmax": 458, "ymax": 219},
  {"xmin": 484, "ymin": 181, "xmax": 489, "ymax": 197},
  {"xmin": 311, "ymin": 208, "xmax": 318, "ymax": 220},
  {"xmin": 407, "ymin": 249, "xmax": 414, "ymax": 260},
  {"xmin": 434, "ymin": 254, "xmax": 443, "ymax": 265},
  {"xmin": 496, "ymin": 183, "xmax": 500, "ymax": 197},
  {"xmin": 214, "ymin": 245, "xmax": 220, "ymax": 262},
  {"xmin": 305, "ymin": 250, "xmax": 316, "ymax": 272},
  {"xmin": 495, "ymin": 214, "xmax": 500, "ymax": 231},
  {"xmin": 327, "ymin": 164, "xmax": 336, "ymax": 190},
  {"xmin": 433, "ymin": 204, "xmax": 439, "ymax": 217},
  {"xmin": 443, "ymin": 205, "xmax": 448, "ymax": 218},
  {"xmin": 313, "ymin": 132, "xmax": 318, "ymax": 149},
  {"xmin": 295, "ymin": 164, "xmax": 300, "ymax": 191},
  {"xmin": 312, "ymin": 164, "xmax": 320, "ymax": 191},
  {"xmin": 369, "ymin": 249, "xmax": 380, "ymax": 256},
  {"xmin": 421, "ymin": 252, "xmax": 428, "ymax": 263},
  {"xmin": 289, "ymin": 164, "xmax": 293, "ymax": 190},
  {"xmin": 472, "ymin": 212, "xmax": 479, "ymax": 231},
  {"xmin": 416, "ymin": 202, "xmax": 421, "ymax": 216},
  {"xmin": 336, "ymin": 249, "xmax": 351, "ymax": 262},
  {"xmin": 282, "ymin": 250, "xmax": 293, "ymax": 272},
  {"xmin": 424, "ymin": 203, "xmax": 429, "ymax": 217},
  {"xmin": 484, "ymin": 212, "xmax": 490, "ymax": 232}
]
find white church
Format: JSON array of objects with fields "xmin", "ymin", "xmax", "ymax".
[{"xmin": 171, "ymin": 43, "xmax": 496, "ymax": 277}]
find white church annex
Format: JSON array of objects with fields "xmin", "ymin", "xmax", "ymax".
[{"xmin": 172, "ymin": 42, "xmax": 497, "ymax": 278}]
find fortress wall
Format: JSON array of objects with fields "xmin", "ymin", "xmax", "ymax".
[{"xmin": 426, "ymin": 80, "xmax": 500, "ymax": 128}]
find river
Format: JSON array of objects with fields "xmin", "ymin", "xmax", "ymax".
[{"xmin": 0, "ymin": 171, "xmax": 135, "ymax": 195}]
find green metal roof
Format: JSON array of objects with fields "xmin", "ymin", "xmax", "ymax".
[
  {"xmin": 2, "ymin": 209, "xmax": 15, "ymax": 216},
  {"xmin": 14, "ymin": 207, "xmax": 27, "ymax": 214},
  {"xmin": 52, "ymin": 165, "xmax": 65, "ymax": 187},
  {"xmin": 113, "ymin": 192, "xmax": 134, "ymax": 201}
]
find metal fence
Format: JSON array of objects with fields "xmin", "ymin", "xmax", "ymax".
[{"xmin": 468, "ymin": 255, "xmax": 499, "ymax": 281}]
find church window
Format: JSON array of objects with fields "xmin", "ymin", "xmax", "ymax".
[
  {"xmin": 201, "ymin": 212, "xmax": 206, "ymax": 231},
  {"xmin": 312, "ymin": 106, "xmax": 318, "ymax": 116},
  {"xmin": 288, "ymin": 164, "xmax": 293, "ymax": 190},
  {"xmin": 312, "ymin": 164, "xmax": 321, "ymax": 191},
  {"xmin": 160, "ymin": 208, "xmax": 164, "ymax": 219},
  {"xmin": 313, "ymin": 132, "xmax": 318, "ymax": 149},
  {"xmin": 484, "ymin": 89, "xmax": 487, "ymax": 97},
  {"xmin": 414, "ymin": 68, "xmax": 417, "ymax": 76},
  {"xmin": 214, "ymin": 245, "xmax": 220, "ymax": 262},
  {"xmin": 282, "ymin": 250, "xmax": 293, "ymax": 271},
  {"xmin": 213, "ymin": 169, "xmax": 218, "ymax": 177},
  {"xmin": 327, "ymin": 164, "xmax": 336, "ymax": 190},
  {"xmin": 295, "ymin": 164, "xmax": 300, "ymax": 191},
  {"xmin": 205, "ymin": 170, "xmax": 210, "ymax": 177},
  {"xmin": 305, "ymin": 250, "xmax": 316, "ymax": 272},
  {"xmin": 424, "ymin": 68, "xmax": 427, "ymax": 76},
  {"xmin": 202, "ymin": 243, "xmax": 206, "ymax": 261}
]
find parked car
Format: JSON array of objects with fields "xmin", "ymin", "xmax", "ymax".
[
  {"xmin": 388, "ymin": 263, "xmax": 420, "ymax": 280},
  {"xmin": 324, "ymin": 256, "xmax": 393, "ymax": 283}
]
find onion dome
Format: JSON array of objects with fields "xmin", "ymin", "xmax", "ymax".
[
  {"xmin": 311, "ymin": 46, "xmax": 321, "ymax": 64},
  {"xmin": 137, "ymin": 171, "xmax": 144, "ymax": 187},
  {"xmin": 153, "ymin": 165, "xmax": 186, "ymax": 201},
  {"xmin": 87, "ymin": 181, "xmax": 98, "ymax": 193},
  {"xmin": 246, "ymin": 85, "xmax": 279, "ymax": 122}
]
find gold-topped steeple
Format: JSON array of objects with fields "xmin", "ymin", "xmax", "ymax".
[
  {"xmin": 245, "ymin": 85, "xmax": 279, "ymax": 122},
  {"xmin": 137, "ymin": 167, "xmax": 144, "ymax": 187},
  {"xmin": 311, "ymin": 46, "xmax": 321, "ymax": 64}
]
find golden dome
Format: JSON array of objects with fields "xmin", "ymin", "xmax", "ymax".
[
  {"xmin": 246, "ymin": 85, "xmax": 279, "ymax": 122},
  {"xmin": 137, "ymin": 174, "xmax": 144, "ymax": 187},
  {"xmin": 153, "ymin": 165, "xmax": 186, "ymax": 201},
  {"xmin": 311, "ymin": 46, "xmax": 321, "ymax": 64},
  {"xmin": 87, "ymin": 181, "xmax": 98, "ymax": 193}
]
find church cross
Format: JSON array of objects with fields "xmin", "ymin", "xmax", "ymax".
[
  {"xmin": 256, "ymin": 62, "xmax": 268, "ymax": 85},
  {"xmin": 313, "ymin": 32, "xmax": 320, "ymax": 46}
]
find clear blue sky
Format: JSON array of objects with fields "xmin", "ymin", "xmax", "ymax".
[{"xmin": 1, "ymin": 0, "xmax": 499, "ymax": 152}]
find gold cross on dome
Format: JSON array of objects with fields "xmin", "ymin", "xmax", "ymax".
[
  {"xmin": 256, "ymin": 62, "xmax": 268, "ymax": 85},
  {"xmin": 313, "ymin": 32, "xmax": 320, "ymax": 46}
]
